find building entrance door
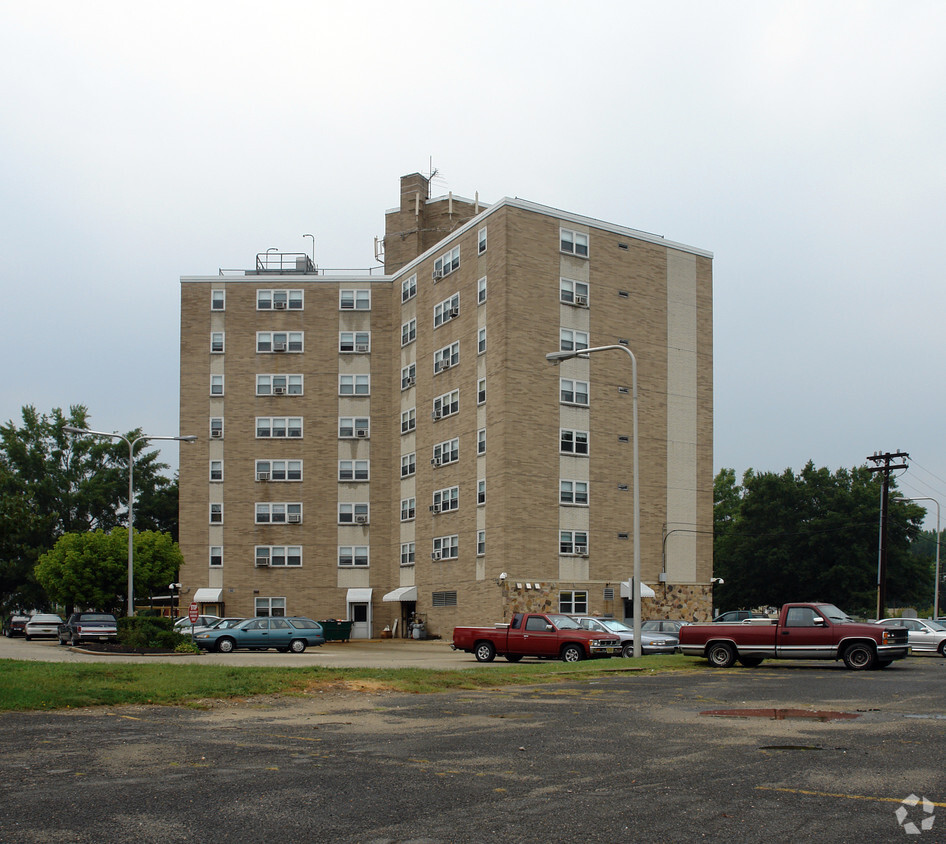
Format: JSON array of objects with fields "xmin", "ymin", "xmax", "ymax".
[{"xmin": 349, "ymin": 602, "xmax": 371, "ymax": 639}]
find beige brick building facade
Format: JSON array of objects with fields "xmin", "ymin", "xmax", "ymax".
[{"xmin": 178, "ymin": 174, "xmax": 714, "ymax": 638}]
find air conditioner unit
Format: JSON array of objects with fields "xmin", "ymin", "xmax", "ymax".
[
  {"xmin": 431, "ymin": 457, "xmax": 441, "ymax": 466},
  {"xmin": 273, "ymin": 342, "xmax": 287, "ymax": 352},
  {"xmin": 406, "ymin": 376, "xmax": 415, "ymax": 387},
  {"xmin": 575, "ymin": 545, "xmax": 588, "ymax": 556},
  {"xmin": 355, "ymin": 344, "xmax": 369, "ymax": 353},
  {"xmin": 255, "ymin": 558, "xmax": 269, "ymax": 567},
  {"xmin": 440, "ymin": 360, "xmax": 452, "ymax": 370},
  {"xmin": 432, "ymin": 410, "xmax": 442, "ymax": 420},
  {"xmin": 449, "ymin": 307, "xmax": 459, "ymax": 318},
  {"xmin": 274, "ymin": 301, "xmax": 287, "ymax": 310},
  {"xmin": 355, "ymin": 515, "xmax": 368, "ymax": 525},
  {"xmin": 575, "ymin": 294, "xmax": 588, "ymax": 306},
  {"xmin": 256, "ymin": 472, "xmax": 270, "ymax": 482},
  {"xmin": 431, "ymin": 551, "xmax": 442, "ymax": 560},
  {"xmin": 210, "ymin": 430, "xmax": 222, "ymax": 438},
  {"xmin": 287, "ymin": 513, "xmax": 301, "ymax": 523},
  {"xmin": 355, "ymin": 428, "xmax": 369, "ymax": 438},
  {"xmin": 432, "ymin": 270, "xmax": 443, "ymax": 280},
  {"xmin": 273, "ymin": 386, "xmax": 286, "ymax": 395},
  {"xmin": 429, "ymin": 504, "xmax": 441, "ymax": 514}
]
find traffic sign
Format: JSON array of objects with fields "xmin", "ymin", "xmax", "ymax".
[{"xmin": 188, "ymin": 602, "xmax": 199, "ymax": 624}]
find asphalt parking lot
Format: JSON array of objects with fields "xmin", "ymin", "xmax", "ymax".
[{"xmin": 1, "ymin": 639, "xmax": 945, "ymax": 843}]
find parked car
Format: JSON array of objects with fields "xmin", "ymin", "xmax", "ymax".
[
  {"xmin": 878, "ymin": 618, "xmax": 946, "ymax": 657},
  {"xmin": 204, "ymin": 617, "xmax": 246, "ymax": 631},
  {"xmin": 193, "ymin": 617, "xmax": 325, "ymax": 653},
  {"xmin": 713, "ymin": 610, "xmax": 768, "ymax": 622},
  {"xmin": 24, "ymin": 614, "xmax": 64, "ymax": 640},
  {"xmin": 571, "ymin": 616, "xmax": 679, "ymax": 656},
  {"xmin": 642, "ymin": 620, "xmax": 687, "ymax": 635},
  {"xmin": 173, "ymin": 615, "xmax": 221, "ymax": 635},
  {"xmin": 58, "ymin": 613, "xmax": 119, "ymax": 646},
  {"xmin": 2, "ymin": 614, "xmax": 31, "ymax": 637}
]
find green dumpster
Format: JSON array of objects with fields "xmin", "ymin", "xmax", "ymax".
[{"xmin": 319, "ymin": 619, "xmax": 354, "ymax": 642}]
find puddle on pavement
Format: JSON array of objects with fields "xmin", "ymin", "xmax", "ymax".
[{"xmin": 700, "ymin": 708, "xmax": 860, "ymax": 722}]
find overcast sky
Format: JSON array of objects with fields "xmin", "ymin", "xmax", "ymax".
[{"xmin": 1, "ymin": 2, "xmax": 944, "ymax": 525}]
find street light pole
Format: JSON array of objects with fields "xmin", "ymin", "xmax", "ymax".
[
  {"xmin": 63, "ymin": 426, "xmax": 197, "ymax": 617},
  {"xmin": 895, "ymin": 496, "xmax": 941, "ymax": 620},
  {"xmin": 547, "ymin": 344, "xmax": 642, "ymax": 657}
]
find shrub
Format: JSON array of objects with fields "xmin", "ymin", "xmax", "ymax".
[{"xmin": 118, "ymin": 616, "xmax": 182, "ymax": 649}]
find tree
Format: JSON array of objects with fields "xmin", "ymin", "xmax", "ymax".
[
  {"xmin": 0, "ymin": 405, "xmax": 177, "ymax": 611},
  {"xmin": 713, "ymin": 462, "xmax": 930, "ymax": 617},
  {"xmin": 34, "ymin": 528, "xmax": 184, "ymax": 614}
]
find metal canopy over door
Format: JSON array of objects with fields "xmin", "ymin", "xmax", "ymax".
[{"xmin": 346, "ymin": 588, "xmax": 373, "ymax": 639}]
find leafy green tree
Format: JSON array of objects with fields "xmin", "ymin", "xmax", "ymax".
[
  {"xmin": 713, "ymin": 462, "xmax": 930, "ymax": 617},
  {"xmin": 34, "ymin": 528, "xmax": 184, "ymax": 614}
]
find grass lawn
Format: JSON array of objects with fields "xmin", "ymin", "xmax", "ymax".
[{"xmin": 0, "ymin": 655, "xmax": 701, "ymax": 711}]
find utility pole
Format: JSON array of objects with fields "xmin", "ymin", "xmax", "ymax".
[{"xmin": 866, "ymin": 451, "xmax": 909, "ymax": 619}]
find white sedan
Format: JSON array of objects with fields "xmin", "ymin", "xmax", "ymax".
[
  {"xmin": 878, "ymin": 618, "xmax": 946, "ymax": 656},
  {"xmin": 24, "ymin": 614, "xmax": 64, "ymax": 640}
]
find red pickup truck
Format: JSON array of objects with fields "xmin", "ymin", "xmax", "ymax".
[
  {"xmin": 679, "ymin": 602, "xmax": 910, "ymax": 670},
  {"xmin": 452, "ymin": 612, "xmax": 622, "ymax": 663}
]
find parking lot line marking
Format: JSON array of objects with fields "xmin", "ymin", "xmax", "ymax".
[{"xmin": 756, "ymin": 787, "xmax": 946, "ymax": 807}]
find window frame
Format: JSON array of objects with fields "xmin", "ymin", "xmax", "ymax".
[
  {"xmin": 559, "ymin": 590, "xmax": 589, "ymax": 614},
  {"xmin": 432, "ymin": 438, "xmax": 459, "ymax": 467},
  {"xmin": 338, "ymin": 460, "xmax": 370, "ymax": 482},
  {"xmin": 560, "ymin": 479, "xmax": 589, "ymax": 506},
  {"xmin": 257, "ymin": 289, "xmax": 303, "ymax": 310},
  {"xmin": 256, "ymin": 416, "xmax": 303, "ymax": 438},
  {"xmin": 434, "ymin": 293, "xmax": 460, "ymax": 328},
  {"xmin": 339, "ymin": 331, "xmax": 371, "ymax": 354},
  {"xmin": 256, "ymin": 374, "xmax": 303, "ymax": 396},
  {"xmin": 338, "ymin": 374, "xmax": 370, "ymax": 396},
  {"xmin": 338, "ymin": 417, "xmax": 369, "ymax": 439},
  {"xmin": 434, "ymin": 341, "xmax": 460, "ymax": 373},
  {"xmin": 432, "ymin": 534, "xmax": 460, "ymax": 560},
  {"xmin": 560, "ymin": 228, "xmax": 589, "ymax": 257},
  {"xmin": 401, "ymin": 318, "xmax": 417, "ymax": 347},
  {"xmin": 338, "ymin": 546, "xmax": 369, "ymax": 567},
  {"xmin": 339, "ymin": 289, "xmax": 371, "ymax": 311},
  {"xmin": 560, "ymin": 428, "xmax": 589, "ymax": 455},
  {"xmin": 401, "ymin": 452, "xmax": 416, "ymax": 478},
  {"xmin": 432, "ymin": 389, "xmax": 459, "ymax": 420},
  {"xmin": 211, "ymin": 289, "xmax": 226, "ymax": 310},
  {"xmin": 560, "ymin": 378, "xmax": 589, "ymax": 406},
  {"xmin": 401, "ymin": 274, "xmax": 417, "ymax": 303}
]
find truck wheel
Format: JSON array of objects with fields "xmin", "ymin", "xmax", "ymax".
[
  {"xmin": 474, "ymin": 641, "xmax": 496, "ymax": 662},
  {"xmin": 738, "ymin": 656, "xmax": 764, "ymax": 667},
  {"xmin": 842, "ymin": 642, "xmax": 875, "ymax": 670},
  {"xmin": 561, "ymin": 644, "xmax": 583, "ymax": 663},
  {"xmin": 706, "ymin": 642, "xmax": 736, "ymax": 667},
  {"xmin": 505, "ymin": 654, "xmax": 522, "ymax": 663}
]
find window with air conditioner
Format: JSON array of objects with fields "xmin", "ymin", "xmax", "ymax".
[
  {"xmin": 560, "ymin": 530, "xmax": 588, "ymax": 555},
  {"xmin": 401, "ymin": 363, "xmax": 416, "ymax": 390},
  {"xmin": 210, "ymin": 417, "xmax": 224, "ymax": 439},
  {"xmin": 433, "ymin": 245, "xmax": 460, "ymax": 279},
  {"xmin": 257, "ymin": 374, "xmax": 303, "ymax": 396},
  {"xmin": 257, "ymin": 332, "xmax": 303, "ymax": 353},
  {"xmin": 434, "ymin": 293, "xmax": 460, "ymax": 328},
  {"xmin": 255, "ymin": 460, "xmax": 302, "ymax": 482},
  {"xmin": 433, "ymin": 534, "xmax": 459, "ymax": 560},
  {"xmin": 433, "ymin": 389, "xmax": 459, "ymax": 420},
  {"xmin": 434, "ymin": 341, "xmax": 459, "ymax": 373},
  {"xmin": 338, "ymin": 503, "xmax": 369, "ymax": 524},
  {"xmin": 340, "ymin": 331, "xmax": 371, "ymax": 353},
  {"xmin": 433, "ymin": 438, "xmax": 459, "ymax": 467},
  {"xmin": 255, "ymin": 503, "xmax": 302, "ymax": 524},
  {"xmin": 338, "ymin": 417, "xmax": 369, "ymax": 439},
  {"xmin": 561, "ymin": 278, "xmax": 589, "ymax": 306},
  {"xmin": 433, "ymin": 486, "xmax": 459, "ymax": 513},
  {"xmin": 257, "ymin": 289, "xmax": 303, "ymax": 310}
]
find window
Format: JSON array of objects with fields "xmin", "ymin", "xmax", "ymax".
[
  {"xmin": 255, "ymin": 460, "xmax": 302, "ymax": 481},
  {"xmin": 560, "ymin": 480, "xmax": 589, "ymax": 505},
  {"xmin": 433, "ymin": 245, "xmax": 460, "ymax": 278},
  {"xmin": 209, "ymin": 460, "xmax": 223, "ymax": 482},
  {"xmin": 786, "ymin": 607, "xmax": 819, "ymax": 627},
  {"xmin": 561, "ymin": 429, "xmax": 589, "ymax": 455},
  {"xmin": 338, "ymin": 417, "xmax": 369, "ymax": 438},
  {"xmin": 339, "ymin": 374, "xmax": 370, "ymax": 396},
  {"xmin": 256, "ymin": 503, "xmax": 302, "ymax": 524},
  {"xmin": 257, "ymin": 289, "xmax": 303, "ymax": 310},
  {"xmin": 477, "ymin": 327, "xmax": 487, "ymax": 354},
  {"xmin": 477, "ymin": 276, "xmax": 487, "ymax": 304},
  {"xmin": 477, "ymin": 530, "xmax": 486, "ymax": 556},
  {"xmin": 433, "ymin": 535, "xmax": 459, "ymax": 560},
  {"xmin": 432, "ymin": 438, "xmax": 459, "ymax": 467},
  {"xmin": 432, "ymin": 590, "xmax": 458, "ymax": 607},
  {"xmin": 401, "ymin": 274, "xmax": 417, "ymax": 303},
  {"xmin": 434, "ymin": 341, "xmax": 460, "ymax": 373},
  {"xmin": 210, "ymin": 375, "xmax": 224, "ymax": 396},
  {"xmin": 559, "ymin": 590, "xmax": 588, "ymax": 614},
  {"xmin": 256, "ymin": 417, "xmax": 303, "ymax": 438},
  {"xmin": 210, "ymin": 503, "xmax": 223, "ymax": 524},
  {"xmin": 400, "ymin": 542, "xmax": 415, "ymax": 567},
  {"xmin": 401, "ymin": 497, "xmax": 416, "ymax": 521},
  {"xmin": 401, "ymin": 318, "xmax": 416, "ymax": 346},
  {"xmin": 560, "ymin": 378, "xmax": 589, "ymax": 406},
  {"xmin": 434, "ymin": 293, "xmax": 460, "ymax": 327},
  {"xmin": 477, "ymin": 428, "xmax": 486, "ymax": 455},
  {"xmin": 432, "ymin": 389, "xmax": 459, "ymax": 420},
  {"xmin": 211, "ymin": 332, "xmax": 224, "ymax": 353},
  {"xmin": 560, "ymin": 328, "xmax": 589, "ymax": 353},
  {"xmin": 560, "ymin": 531, "xmax": 588, "ymax": 555},
  {"xmin": 257, "ymin": 374, "xmax": 303, "ymax": 395},
  {"xmin": 560, "ymin": 228, "xmax": 589, "ymax": 257},
  {"xmin": 477, "ymin": 479, "xmax": 486, "ymax": 505},
  {"xmin": 211, "ymin": 289, "xmax": 225, "ymax": 310},
  {"xmin": 255, "ymin": 546, "xmax": 302, "ymax": 567},
  {"xmin": 339, "ymin": 460, "xmax": 369, "ymax": 482},
  {"xmin": 478, "ymin": 227, "xmax": 487, "ymax": 254},
  {"xmin": 560, "ymin": 278, "xmax": 589, "ymax": 305},
  {"xmin": 432, "ymin": 486, "xmax": 459, "ymax": 513},
  {"xmin": 401, "ymin": 408, "xmax": 416, "ymax": 434},
  {"xmin": 340, "ymin": 289, "xmax": 371, "ymax": 310},
  {"xmin": 338, "ymin": 546, "xmax": 369, "ymax": 567},
  {"xmin": 338, "ymin": 503, "xmax": 369, "ymax": 524},
  {"xmin": 339, "ymin": 331, "xmax": 371, "ymax": 353},
  {"xmin": 255, "ymin": 597, "xmax": 286, "ymax": 617},
  {"xmin": 257, "ymin": 332, "xmax": 304, "ymax": 353},
  {"xmin": 210, "ymin": 417, "xmax": 224, "ymax": 439},
  {"xmin": 401, "ymin": 452, "xmax": 416, "ymax": 478},
  {"xmin": 209, "ymin": 546, "xmax": 223, "ymax": 568},
  {"xmin": 401, "ymin": 363, "xmax": 416, "ymax": 390}
]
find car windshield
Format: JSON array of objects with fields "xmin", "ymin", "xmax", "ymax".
[
  {"xmin": 925, "ymin": 620, "xmax": 946, "ymax": 631},
  {"xmin": 547, "ymin": 614, "xmax": 581, "ymax": 630},
  {"xmin": 289, "ymin": 619, "xmax": 320, "ymax": 629},
  {"xmin": 601, "ymin": 619, "xmax": 633, "ymax": 633},
  {"xmin": 818, "ymin": 604, "xmax": 853, "ymax": 623},
  {"xmin": 81, "ymin": 614, "xmax": 115, "ymax": 622},
  {"xmin": 31, "ymin": 615, "xmax": 61, "ymax": 623}
]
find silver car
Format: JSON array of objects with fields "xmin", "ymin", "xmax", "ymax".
[
  {"xmin": 878, "ymin": 618, "xmax": 946, "ymax": 656},
  {"xmin": 572, "ymin": 616, "xmax": 679, "ymax": 657},
  {"xmin": 24, "ymin": 614, "xmax": 63, "ymax": 640}
]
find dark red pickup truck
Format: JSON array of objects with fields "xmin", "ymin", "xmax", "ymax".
[
  {"xmin": 452, "ymin": 612, "xmax": 622, "ymax": 663},
  {"xmin": 679, "ymin": 602, "xmax": 910, "ymax": 670}
]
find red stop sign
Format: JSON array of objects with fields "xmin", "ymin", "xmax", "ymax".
[{"xmin": 188, "ymin": 602, "xmax": 199, "ymax": 623}]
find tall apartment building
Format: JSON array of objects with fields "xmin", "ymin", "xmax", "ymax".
[{"xmin": 178, "ymin": 173, "xmax": 714, "ymax": 638}]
